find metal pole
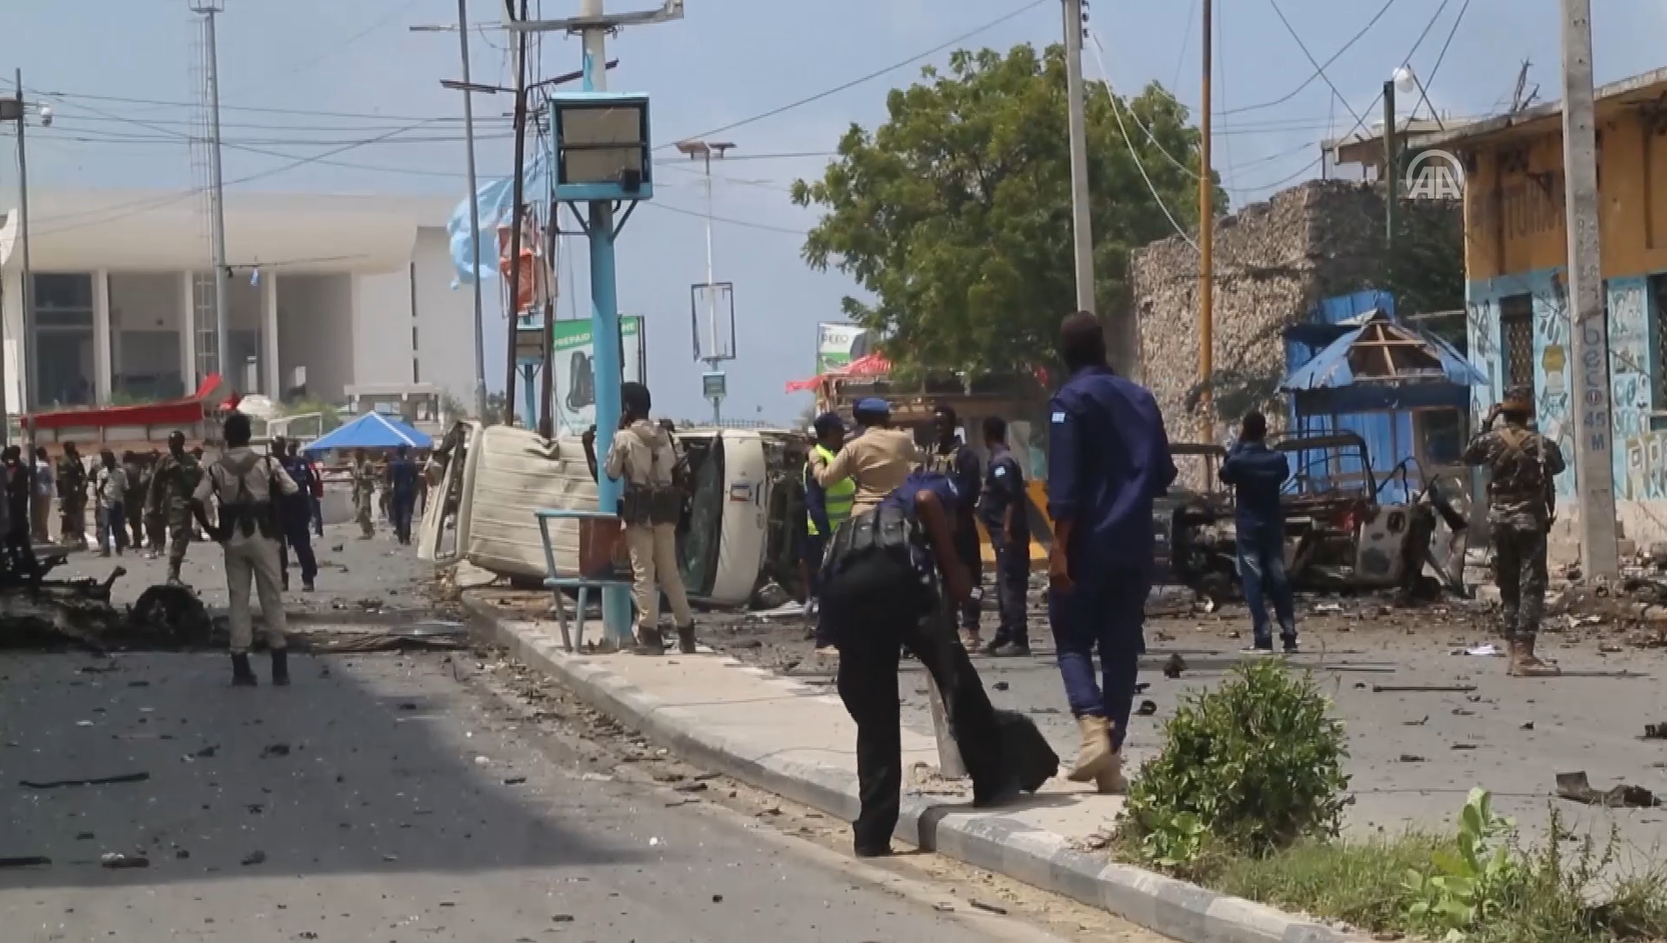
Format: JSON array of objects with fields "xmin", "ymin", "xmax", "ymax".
[
  {"xmin": 503, "ymin": 0, "xmax": 530, "ymax": 427},
  {"xmin": 1062, "ymin": 0, "xmax": 1095, "ymax": 320},
  {"xmin": 539, "ymin": 204, "xmax": 557, "ymax": 439},
  {"xmin": 456, "ymin": 0, "xmax": 490, "ymax": 421},
  {"xmin": 202, "ymin": 8, "xmax": 231, "ymax": 383},
  {"xmin": 581, "ymin": 0, "xmax": 631, "ymax": 646},
  {"xmin": 11, "ymin": 70, "xmax": 31, "ymax": 499},
  {"xmin": 1383, "ymin": 80, "xmax": 1397, "ymax": 253},
  {"xmin": 1197, "ymin": 0, "xmax": 1214, "ymax": 443},
  {"xmin": 1560, "ymin": 0, "xmax": 1619, "ymax": 578}
]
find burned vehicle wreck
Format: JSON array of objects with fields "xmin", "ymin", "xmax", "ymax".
[{"xmin": 1157, "ymin": 431, "xmax": 1470, "ymax": 604}]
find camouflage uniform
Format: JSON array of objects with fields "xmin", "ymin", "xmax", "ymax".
[
  {"xmin": 354, "ymin": 459, "xmax": 378, "ymax": 538},
  {"xmin": 1462, "ymin": 412, "xmax": 1565, "ymax": 643},
  {"xmin": 148, "ymin": 451, "xmax": 202, "ymax": 583},
  {"xmin": 57, "ymin": 452, "xmax": 88, "ymax": 544}
]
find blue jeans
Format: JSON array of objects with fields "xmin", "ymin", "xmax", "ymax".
[
  {"xmin": 1048, "ymin": 563, "xmax": 1147, "ymax": 751},
  {"xmin": 96, "ymin": 503, "xmax": 127, "ymax": 553},
  {"xmin": 1237, "ymin": 526, "xmax": 1296, "ymax": 647}
]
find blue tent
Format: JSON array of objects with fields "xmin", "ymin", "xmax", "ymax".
[
  {"xmin": 303, "ymin": 412, "xmax": 433, "ymax": 454},
  {"xmin": 1281, "ymin": 310, "xmax": 1485, "ymax": 412}
]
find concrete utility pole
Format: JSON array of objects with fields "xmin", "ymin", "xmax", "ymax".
[
  {"xmin": 1062, "ymin": 0, "xmax": 1095, "ymax": 324},
  {"xmin": 502, "ymin": 0, "xmax": 531, "ymax": 427},
  {"xmin": 1383, "ymin": 79, "xmax": 1397, "ymax": 252},
  {"xmin": 1197, "ymin": 0, "xmax": 1214, "ymax": 443},
  {"xmin": 1559, "ymin": 0, "xmax": 1619, "ymax": 578},
  {"xmin": 190, "ymin": 0, "xmax": 231, "ymax": 383},
  {"xmin": 455, "ymin": 0, "xmax": 490, "ymax": 422}
]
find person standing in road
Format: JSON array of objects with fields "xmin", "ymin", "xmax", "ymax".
[
  {"xmin": 385, "ymin": 444, "xmax": 421, "ymax": 545},
  {"xmin": 148, "ymin": 432, "xmax": 201, "ymax": 585},
  {"xmin": 2, "ymin": 447, "xmax": 33, "ymax": 571},
  {"xmin": 57, "ymin": 442, "xmax": 88, "ymax": 547},
  {"xmin": 122, "ymin": 451, "xmax": 149, "ymax": 551},
  {"xmin": 31, "ymin": 447, "xmax": 53, "ymax": 545},
  {"xmin": 352, "ymin": 449, "xmax": 378, "ymax": 539},
  {"xmin": 193, "ymin": 412, "xmax": 298, "ymax": 687},
  {"xmin": 801, "ymin": 412, "xmax": 853, "ymax": 644},
  {"xmin": 93, "ymin": 450, "xmax": 129, "ymax": 557},
  {"xmin": 923, "ymin": 405, "xmax": 985, "ymax": 649},
  {"xmin": 274, "ymin": 438, "xmax": 318, "ymax": 593},
  {"xmin": 1463, "ymin": 385, "xmax": 1565, "ymax": 678},
  {"xmin": 978, "ymin": 416, "xmax": 1032, "ymax": 657},
  {"xmin": 582, "ymin": 382, "xmax": 698, "ymax": 655},
  {"xmin": 815, "ymin": 398, "xmax": 925, "ymax": 513},
  {"xmin": 1220, "ymin": 411, "xmax": 1298, "ymax": 654},
  {"xmin": 1046, "ymin": 311, "xmax": 1176, "ymax": 794}
]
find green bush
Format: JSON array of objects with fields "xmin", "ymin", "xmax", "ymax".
[{"xmin": 1122, "ymin": 660, "xmax": 1349, "ymax": 866}]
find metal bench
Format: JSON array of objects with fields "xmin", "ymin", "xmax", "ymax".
[{"xmin": 534, "ymin": 508, "xmax": 634, "ymax": 652}]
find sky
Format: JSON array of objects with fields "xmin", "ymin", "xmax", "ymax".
[{"xmin": 5, "ymin": 0, "xmax": 1667, "ymax": 424}]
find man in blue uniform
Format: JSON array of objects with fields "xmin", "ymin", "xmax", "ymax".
[
  {"xmin": 820, "ymin": 468, "xmax": 1057, "ymax": 857},
  {"xmin": 1220, "ymin": 411, "xmax": 1297, "ymax": 653},
  {"xmin": 276, "ymin": 438, "xmax": 319, "ymax": 593},
  {"xmin": 1046, "ymin": 311, "xmax": 1176, "ymax": 794},
  {"xmin": 979, "ymin": 416, "xmax": 1032, "ymax": 656},
  {"xmin": 385, "ymin": 445, "xmax": 422, "ymax": 545},
  {"xmin": 924, "ymin": 404, "xmax": 984, "ymax": 648}
]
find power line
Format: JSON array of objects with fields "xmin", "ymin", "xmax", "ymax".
[
  {"xmin": 30, "ymin": 88, "xmax": 478, "ymax": 124},
  {"xmin": 1223, "ymin": 0, "xmax": 1400, "ymax": 116},
  {"xmin": 225, "ymin": 0, "xmax": 424, "ymax": 96},
  {"xmin": 641, "ymin": 200, "xmax": 809, "ymax": 236},
  {"xmin": 660, "ymin": 0, "xmax": 1048, "ymax": 150},
  {"xmin": 1263, "ymin": 0, "xmax": 1368, "ymax": 131},
  {"xmin": 1422, "ymin": 0, "xmax": 1472, "ymax": 99}
]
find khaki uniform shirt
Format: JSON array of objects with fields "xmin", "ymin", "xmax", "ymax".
[
  {"xmin": 815, "ymin": 427, "xmax": 925, "ymax": 511},
  {"xmin": 604, "ymin": 420, "xmax": 678, "ymax": 490},
  {"xmin": 193, "ymin": 448, "xmax": 299, "ymax": 546}
]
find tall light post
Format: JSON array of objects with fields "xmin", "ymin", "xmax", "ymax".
[
  {"xmin": 2, "ymin": 73, "xmax": 51, "ymax": 526},
  {"xmin": 676, "ymin": 139, "xmax": 736, "ymax": 424},
  {"xmin": 188, "ymin": 0, "xmax": 230, "ymax": 385}
]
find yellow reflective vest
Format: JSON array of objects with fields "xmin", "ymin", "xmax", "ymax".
[{"xmin": 806, "ymin": 444, "xmax": 855, "ymax": 536}]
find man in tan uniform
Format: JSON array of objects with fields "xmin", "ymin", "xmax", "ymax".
[
  {"xmin": 193, "ymin": 412, "xmax": 299, "ymax": 687},
  {"xmin": 584, "ymin": 382, "xmax": 696, "ymax": 655},
  {"xmin": 816, "ymin": 398, "xmax": 925, "ymax": 510}
]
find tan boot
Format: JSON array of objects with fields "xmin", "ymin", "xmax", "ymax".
[
  {"xmin": 1067, "ymin": 715, "xmax": 1114, "ymax": 784},
  {"xmin": 1095, "ymin": 750, "xmax": 1129, "ymax": 795},
  {"xmin": 1507, "ymin": 636, "xmax": 1561, "ymax": 677}
]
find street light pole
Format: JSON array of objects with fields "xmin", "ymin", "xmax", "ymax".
[
  {"xmin": 190, "ymin": 0, "xmax": 231, "ymax": 384},
  {"xmin": 455, "ymin": 0, "xmax": 489, "ymax": 422},
  {"xmin": 676, "ymin": 139, "xmax": 734, "ymax": 423}
]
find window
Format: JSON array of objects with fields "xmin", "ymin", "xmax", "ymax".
[
  {"xmin": 1499, "ymin": 294, "xmax": 1534, "ymax": 392},
  {"xmin": 33, "ymin": 273, "xmax": 94, "ymax": 327}
]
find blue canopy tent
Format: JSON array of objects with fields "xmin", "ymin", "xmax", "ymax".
[
  {"xmin": 1279, "ymin": 310, "xmax": 1485, "ymax": 501},
  {"xmin": 303, "ymin": 412, "xmax": 433, "ymax": 455}
]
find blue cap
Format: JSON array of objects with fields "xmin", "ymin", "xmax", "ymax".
[
  {"xmin": 854, "ymin": 397, "xmax": 890, "ymax": 416},
  {"xmin": 812, "ymin": 412, "xmax": 845, "ymax": 436}
]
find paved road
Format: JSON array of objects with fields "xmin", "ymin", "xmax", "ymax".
[{"xmin": 0, "ymin": 650, "xmax": 1144, "ymax": 943}]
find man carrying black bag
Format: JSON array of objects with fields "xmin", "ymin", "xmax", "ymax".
[{"xmin": 821, "ymin": 467, "xmax": 1058, "ymax": 858}]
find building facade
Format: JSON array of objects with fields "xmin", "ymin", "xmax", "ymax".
[
  {"xmin": 1414, "ymin": 67, "xmax": 1667, "ymax": 541},
  {"xmin": 0, "ymin": 188, "xmax": 479, "ymax": 415}
]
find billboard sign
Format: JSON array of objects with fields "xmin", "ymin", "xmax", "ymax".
[
  {"xmin": 816, "ymin": 322, "xmax": 872, "ymax": 373},
  {"xmin": 552, "ymin": 316, "xmax": 646, "ymax": 435}
]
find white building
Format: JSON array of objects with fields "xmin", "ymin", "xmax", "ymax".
[{"xmin": 0, "ymin": 188, "xmax": 479, "ymax": 413}]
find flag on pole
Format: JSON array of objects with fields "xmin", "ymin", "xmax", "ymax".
[{"xmin": 447, "ymin": 150, "xmax": 550, "ymax": 287}]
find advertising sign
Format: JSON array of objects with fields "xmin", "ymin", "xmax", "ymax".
[
  {"xmin": 816, "ymin": 322, "xmax": 871, "ymax": 373},
  {"xmin": 552, "ymin": 317, "xmax": 646, "ymax": 435}
]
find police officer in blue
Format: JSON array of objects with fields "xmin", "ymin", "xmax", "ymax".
[
  {"xmin": 1220, "ymin": 410, "xmax": 1297, "ymax": 653},
  {"xmin": 924, "ymin": 404, "xmax": 985, "ymax": 648},
  {"xmin": 1046, "ymin": 311, "xmax": 1176, "ymax": 794},
  {"xmin": 275, "ymin": 438, "xmax": 318, "ymax": 593},
  {"xmin": 978, "ymin": 416, "xmax": 1031, "ymax": 656},
  {"xmin": 385, "ymin": 444, "xmax": 422, "ymax": 545},
  {"xmin": 820, "ymin": 465, "xmax": 1057, "ymax": 857}
]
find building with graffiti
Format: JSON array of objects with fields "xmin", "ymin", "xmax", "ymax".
[{"xmin": 1410, "ymin": 66, "xmax": 1667, "ymax": 541}]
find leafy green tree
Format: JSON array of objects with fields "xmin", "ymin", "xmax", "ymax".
[{"xmin": 793, "ymin": 43, "xmax": 1224, "ymax": 377}]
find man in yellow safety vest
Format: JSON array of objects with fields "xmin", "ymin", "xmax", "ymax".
[{"xmin": 802, "ymin": 412, "xmax": 855, "ymax": 645}]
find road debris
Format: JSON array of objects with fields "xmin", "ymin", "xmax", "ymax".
[
  {"xmin": 1555, "ymin": 771, "xmax": 1660, "ymax": 808},
  {"xmin": 1162, "ymin": 653, "xmax": 1187, "ymax": 679},
  {"xmin": 260, "ymin": 743, "xmax": 291, "ymax": 758},
  {"xmin": 241, "ymin": 850, "xmax": 267, "ymax": 866},
  {"xmin": 1135, "ymin": 700, "xmax": 1158, "ymax": 717},
  {"xmin": 19, "ymin": 771, "xmax": 149, "ymax": 789},
  {"xmin": 1371, "ymin": 684, "xmax": 1477, "ymax": 694},
  {"xmin": 0, "ymin": 856, "xmax": 50, "ymax": 868},
  {"xmin": 100, "ymin": 853, "xmax": 149, "ymax": 869},
  {"xmin": 969, "ymin": 899, "xmax": 1009, "ymax": 915}
]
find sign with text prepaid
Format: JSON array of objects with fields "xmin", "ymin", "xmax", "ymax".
[
  {"xmin": 552, "ymin": 317, "xmax": 646, "ymax": 436},
  {"xmin": 816, "ymin": 322, "xmax": 872, "ymax": 373},
  {"xmin": 1404, "ymin": 148, "xmax": 1465, "ymax": 200}
]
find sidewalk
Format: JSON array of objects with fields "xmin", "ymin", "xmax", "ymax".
[{"xmin": 464, "ymin": 593, "xmax": 1368, "ymax": 943}]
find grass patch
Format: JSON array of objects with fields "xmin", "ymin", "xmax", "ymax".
[{"xmin": 1211, "ymin": 833, "xmax": 1449, "ymax": 935}]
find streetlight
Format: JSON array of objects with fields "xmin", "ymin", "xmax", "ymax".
[
  {"xmin": 2, "ymin": 71, "xmax": 50, "ymax": 537},
  {"xmin": 675, "ymin": 139, "xmax": 736, "ymax": 424}
]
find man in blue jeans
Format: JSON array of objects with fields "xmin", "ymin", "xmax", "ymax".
[
  {"xmin": 1219, "ymin": 411, "xmax": 1297, "ymax": 653},
  {"xmin": 1046, "ymin": 312, "xmax": 1176, "ymax": 794}
]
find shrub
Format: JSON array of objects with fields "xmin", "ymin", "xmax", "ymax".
[{"xmin": 1122, "ymin": 659, "xmax": 1349, "ymax": 867}]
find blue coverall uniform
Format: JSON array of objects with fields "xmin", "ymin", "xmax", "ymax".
[
  {"xmin": 278, "ymin": 455, "xmax": 318, "ymax": 590},
  {"xmin": 978, "ymin": 444, "xmax": 1031, "ymax": 649},
  {"xmin": 1046, "ymin": 366, "xmax": 1176, "ymax": 752},
  {"xmin": 1220, "ymin": 440, "xmax": 1297, "ymax": 649},
  {"xmin": 387, "ymin": 458, "xmax": 421, "ymax": 545}
]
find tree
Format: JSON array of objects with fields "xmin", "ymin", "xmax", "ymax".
[{"xmin": 793, "ymin": 43, "xmax": 1224, "ymax": 377}]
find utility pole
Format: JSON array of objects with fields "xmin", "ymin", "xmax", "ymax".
[
  {"xmin": 455, "ymin": 0, "xmax": 489, "ymax": 422},
  {"xmin": 676, "ymin": 139, "xmax": 735, "ymax": 423},
  {"xmin": 502, "ymin": 0, "xmax": 530, "ymax": 427},
  {"xmin": 8, "ymin": 70, "xmax": 42, "ymax": 533},
  {"xmin": 1197, "ymin": 0, "xmax": 1214, "ymax": 443},
  {"xmin": 1062, "ymin": 0, "xmax": 1095, "ymax": 325},
  {"xmin": 1559, "ymin": 0, "xmax": 1619, "ymax": 578},
  {"xmin": 191, "ymin": 0, "xmax": 231, "ymax": 384},
  {"xmin": 1383, "ymin": 79, "xmax": 1397, "ymax": 253}
]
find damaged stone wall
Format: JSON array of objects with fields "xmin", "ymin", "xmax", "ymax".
[{"xmin": 1130, "ymin": 180, "xmax": 1460, "ymax": 468}]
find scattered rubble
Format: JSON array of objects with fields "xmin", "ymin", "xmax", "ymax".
[{"xmin": 1555, "ymin": 771, "xmax": 1660, "ymax": 809}]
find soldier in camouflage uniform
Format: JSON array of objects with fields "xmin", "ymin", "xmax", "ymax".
[
  {"xmin": 147, "ymin": 431, "xmax": 202, "ymax": 585},
  {"xmin": 1462, "ymin": 385, "xmax": 1565, "ymax": 677},
  {"xmin": 353, "ymin": 449, "xmax": 378, "ymax": 539}
]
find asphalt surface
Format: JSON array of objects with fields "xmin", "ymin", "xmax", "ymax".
[
  {"xmin": 710, "ymin": 582, "xmax": 1667, "ymax": 856},
  {"xmin": 4, "ymin": 529, "xmax": 1165, "ymax": 943}
]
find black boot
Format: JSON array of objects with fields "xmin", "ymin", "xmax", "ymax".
[
  {"xmin": 231, "ymin": 653, "xmax": 258, "ymax": 687},
  {"xmin": 271, "ymin": 649, "xmax": 290, "ymax": 687},
  {"xmin": 677, "ymin": 625, "xmax": 697, "ymax": 655}
]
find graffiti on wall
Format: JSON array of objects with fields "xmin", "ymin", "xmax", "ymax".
[
  {"xmin": 1607, "ymin": 277, "xmax": 1667, "ymax": 501},
  {"xmin": 1530, "ymin": 273, "xmax": 1576, "ymax": 498}
]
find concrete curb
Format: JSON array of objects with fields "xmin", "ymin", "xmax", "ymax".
[{"xmin": 463, "ymin": 596, "xmax": 1365, "ymax": 943}]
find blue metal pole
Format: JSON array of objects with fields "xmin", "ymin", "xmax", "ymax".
[
  {"xmin": 589, "ymin": 202, "xmax": 630, "ymax": 645},
  {"xmin": 520, "ymin": 358, "xmax": 537, "ymax": 430}
]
